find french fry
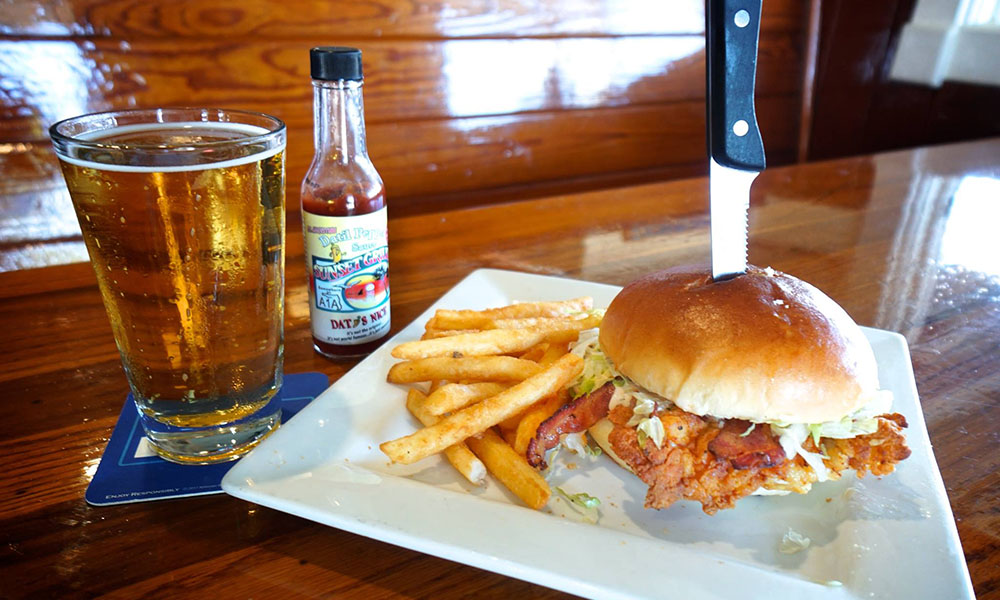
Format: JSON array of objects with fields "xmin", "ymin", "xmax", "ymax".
[
  {"xmin": 433, "ymin": 297, "xmax": 594, "ymax": 330},
  {"xmin": 391, "ymin": 329, "xmax": 552, "ymax": 360},
  {"xmin": 494, "ymin": 316, "xmax": 599, "ymax": 346},
  {"xmin": 380, "ymin": 353, "xmax": 583, "ymax": 464},
  {"xmin": 424, "ymin": 382, "xmax": 509, "ymax": 416},
  {"xmin": 498, "ymin": 344, "xmax": 567, "ymax": 434},
  {"xmin": 387, "ymin": 356, "xmax": 541, "ymax": 384},
  {"xmin": 496, "ymin": 350, "xmax": 559, "ymax": 429},
  {"xmin": 423, "ymin": 328, "xmax": 480, "ymax": 339},
  {"xmin": 539, "ymin": 342, "xmax": 569, "ymax": 367},
  {"xmin": 513, "ymin": 391, "xmax": 569, "ymax": 456},
  {"xmin": 500, "ymin": 344, "xmax": 568, "ymax": 432},
  {"xmin": 465, "ymin": 428, "xmax": 551, "ymax": 509},
  {"xmin": 519, "ymin": 343, "xmax": 548, "ymax": 362},
  {"xmin": 380, "ymin": 296, "xmax": 598, "ymax": 511},
  {"xmin": 498, "ymin": 407, "xmax": 529, "ymax": 430},
  {"xmin": 499, "ymin": 425, "xmax": 518, "ymax": 448},
  {"xmin": 405, "ymin": 320, "xmax": 593, "ymax": 357},
  {"xmin": 427, "ymin": 314, "xmax": 492, "ymax": 331},
  {"xmin": 404, "ymin": 389, "xmax": 486, "ymax": 486},
  {"xmin": 488, "ymin": 315, "xmax": 601, "ymax": 332}
]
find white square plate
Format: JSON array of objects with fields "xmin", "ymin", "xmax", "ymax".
[{"xmin": 222, "ymin": 269, "xmax": 974, "ymax": 600}]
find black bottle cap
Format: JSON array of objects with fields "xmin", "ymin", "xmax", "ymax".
[{"xmin": 310, "ymin": 47, "xmax": 363, "ymax": 81}]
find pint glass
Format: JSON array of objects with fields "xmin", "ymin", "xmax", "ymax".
[{"xmin": 50, "ymin": 108, "xmax": 286, "ymax": 464}]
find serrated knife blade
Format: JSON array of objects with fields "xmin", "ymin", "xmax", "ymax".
[
  {"xmin": 710, "ymin": 158, "xmax": 757, "ymax": 280},
  {"xmin": 707, "ymin": 0, "xmax": 765, "ymax": 282}
]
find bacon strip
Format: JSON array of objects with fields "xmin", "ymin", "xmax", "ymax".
[
  {"xmin": 707, "ymin": 419, "xmax": 786, "ymax": 470},
  {"xmin": 525, "ymin": 382, "xmax": 614, "ymax": 469}
]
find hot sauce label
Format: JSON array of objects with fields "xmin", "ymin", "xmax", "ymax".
[{"xmin": 303, "ymin": 208, "xmax": 390, "ymax": 345}]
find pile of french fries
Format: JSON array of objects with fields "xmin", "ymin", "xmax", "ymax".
[{"xmin": 379, "ymin": 297, "xmax": 599, "ymax": 509}]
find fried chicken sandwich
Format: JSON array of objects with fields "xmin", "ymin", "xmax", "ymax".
[{"xmin": 526, "ymin": 265, "xmax": 911, "ymax": 514}]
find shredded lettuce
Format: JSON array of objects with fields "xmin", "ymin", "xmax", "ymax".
[
  {"xmin": 779, "ymin": 528, "xmax": 811, "ymax": 554},
  {"xmin": 568, "ymin": 330, "xmax": 676, "ymax": 432},
  {"xmin": 636, "ymin": 428, "xmax": 648, "ymax": 449},
  {"xmin": 569, "ymin": 329, "xmax": 616, "ymax": 398},
  {"xmin": 561, "ymin": 432, "xmax": 588, "ymax": 455},
  {"xmin": 569, "ymin": 331, "xmax": 674, "ymax": 451},
  {"xmin": 557, "ymin": 487, "xmax": 601, "ymax": 508},
  {"xmin": 807, "ymin": 390, "xmax": 893, "ymax": 443},
  {"xmin": 629, "ymin": 387, "xmax": 673, "ymax": 410},
  {"xmin": 637, "ymin": 417, "xmax": 665, "ymax": 448},
  {"xmin": 584, "ymin": 438, "xmax": 603, "ymax": 457},
  {"xmin": 770, "ymin": 391, "xmax": 894, "ymax": 482},
  {"xmin": 626, "ymin": 396, "xmax": 656, "ymax": 426},
  {"xmin": 555, "ymin": 487, "xmax": 601, "ymax": 523},
  {"xmin": 569, "ymin": 327, "xmax": 599, "ymax": 357},
  {"xmin": 771, "ymin": 422, "xmax": 831, "ymax": 481},
  {"xmin": 807, "ymin": 416, "xmax": 877, "ymax": 444},
  {"xmin": 544, "ymin": 446, "xmax": 560, "ymax": 473}
]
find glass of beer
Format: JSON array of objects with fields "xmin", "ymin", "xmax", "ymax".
[{"xmin": 50, "ymin": 108, "xmax": 286, "ymax": 464}]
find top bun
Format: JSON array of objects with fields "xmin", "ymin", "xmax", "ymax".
[{"xmin": 598, "ymin": 265, "xmax": 879, "ymax": 424}]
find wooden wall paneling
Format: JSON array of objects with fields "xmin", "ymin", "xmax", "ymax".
[
  {"xmin": 279, "ymin": 94, "xmax": 801, "ymax": 206},
  {"xmin": 808, "ymin": 0, "xmax": 903, "ymax": 160},
  {"xmin": 0, "ymin": 33, "xmax": 802, "ymax": 140},
  {"xmin": 390, "ymin": 162, "xmax": 711, "ymax": 216},
  {"xmin": 854, "ymin": 0, "xmax": 926, "ymax": 155},
  {"xmin": 797, "ymin": 0, "xmax": 822, "ymax": 162},
  {"xmin": 0, "ymin": 28, "xmax": 803, "ymax": 211},
  {"xmin": 928, "ymin": 83, "xmax": 1000, "ymax": 143},
  {"xmin": 862, "ymin": 82, "xmax": 935, "ymax": 153},
  {"xmin": 808, "ymin": 91, "xmax": 870, "ymax": 161},
  {"xmin": 2, "ymin": 0, "xmax": 804, "ymax": 38},
  {"xmin": 812, "ymin": 0, "xmax": 903, "ymax": 90},
  {"xmin": 0, "ymin": 0, "xmax": 809, "ymax": 269}
]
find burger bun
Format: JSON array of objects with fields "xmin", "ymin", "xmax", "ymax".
[{"xmin": 597, "ymin": 265, "xmax": 879, "ymax": 424}]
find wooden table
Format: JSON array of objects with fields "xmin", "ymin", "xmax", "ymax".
[{"xmin": 2, "ymin": 138, "xmax": 998, "ymax": 599}]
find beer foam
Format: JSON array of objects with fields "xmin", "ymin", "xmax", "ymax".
[{"xmin": 58, "ymin": 122, "xmax": 285, "ymax": 172}]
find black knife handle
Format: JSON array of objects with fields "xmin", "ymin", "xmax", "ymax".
[{"xmin": 706, "ymin": 0, "xmax": 765, "ymax": 171}]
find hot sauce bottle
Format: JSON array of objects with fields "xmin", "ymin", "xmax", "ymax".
[{"xmin": 301, "ymin": 47, "xmax": 390, "ymax": 358}]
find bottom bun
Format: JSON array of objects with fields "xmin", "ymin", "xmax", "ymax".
[{"xmin": 587, "ymin": 418, "xmax": 791, "ymax": 497}]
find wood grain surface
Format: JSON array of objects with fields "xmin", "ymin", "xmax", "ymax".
[
  {"xmin": 1, "ymin": 0, "xmax": 805, "ymax": 38},
  {"xmin": 0, "ymin": 0, "xmax": 807, "ymax": 245},
  {"xmin": 0, "ymin": 32, "xmax": 802, "ymax": 203},
  {"xmin": 0, "ymin": 137, "xmax": 998, "ymax": 599}
]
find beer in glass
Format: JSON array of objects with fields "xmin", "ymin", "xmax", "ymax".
[{"xmin": 50, "ymin": 108, "xmax": 286, "ymax": 464}]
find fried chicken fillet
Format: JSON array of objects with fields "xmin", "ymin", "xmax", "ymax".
[{"xmin": 603, "ymin": 404, "xmax": 910, "ymax": 514}]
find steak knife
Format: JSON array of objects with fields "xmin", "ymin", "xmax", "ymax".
[{"xmin": 706, "ymin": 0, "xmax": 766, "ymax": 281}]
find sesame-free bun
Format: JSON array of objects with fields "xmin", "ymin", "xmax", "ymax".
[{"xmin": 597, "ymin": 265, "xmax": 879, "ymax": 424}]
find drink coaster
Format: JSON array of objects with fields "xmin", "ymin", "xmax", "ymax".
[{"xmin": 85, "ymin": 372, "xmax": 329, "ymax": 506}]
